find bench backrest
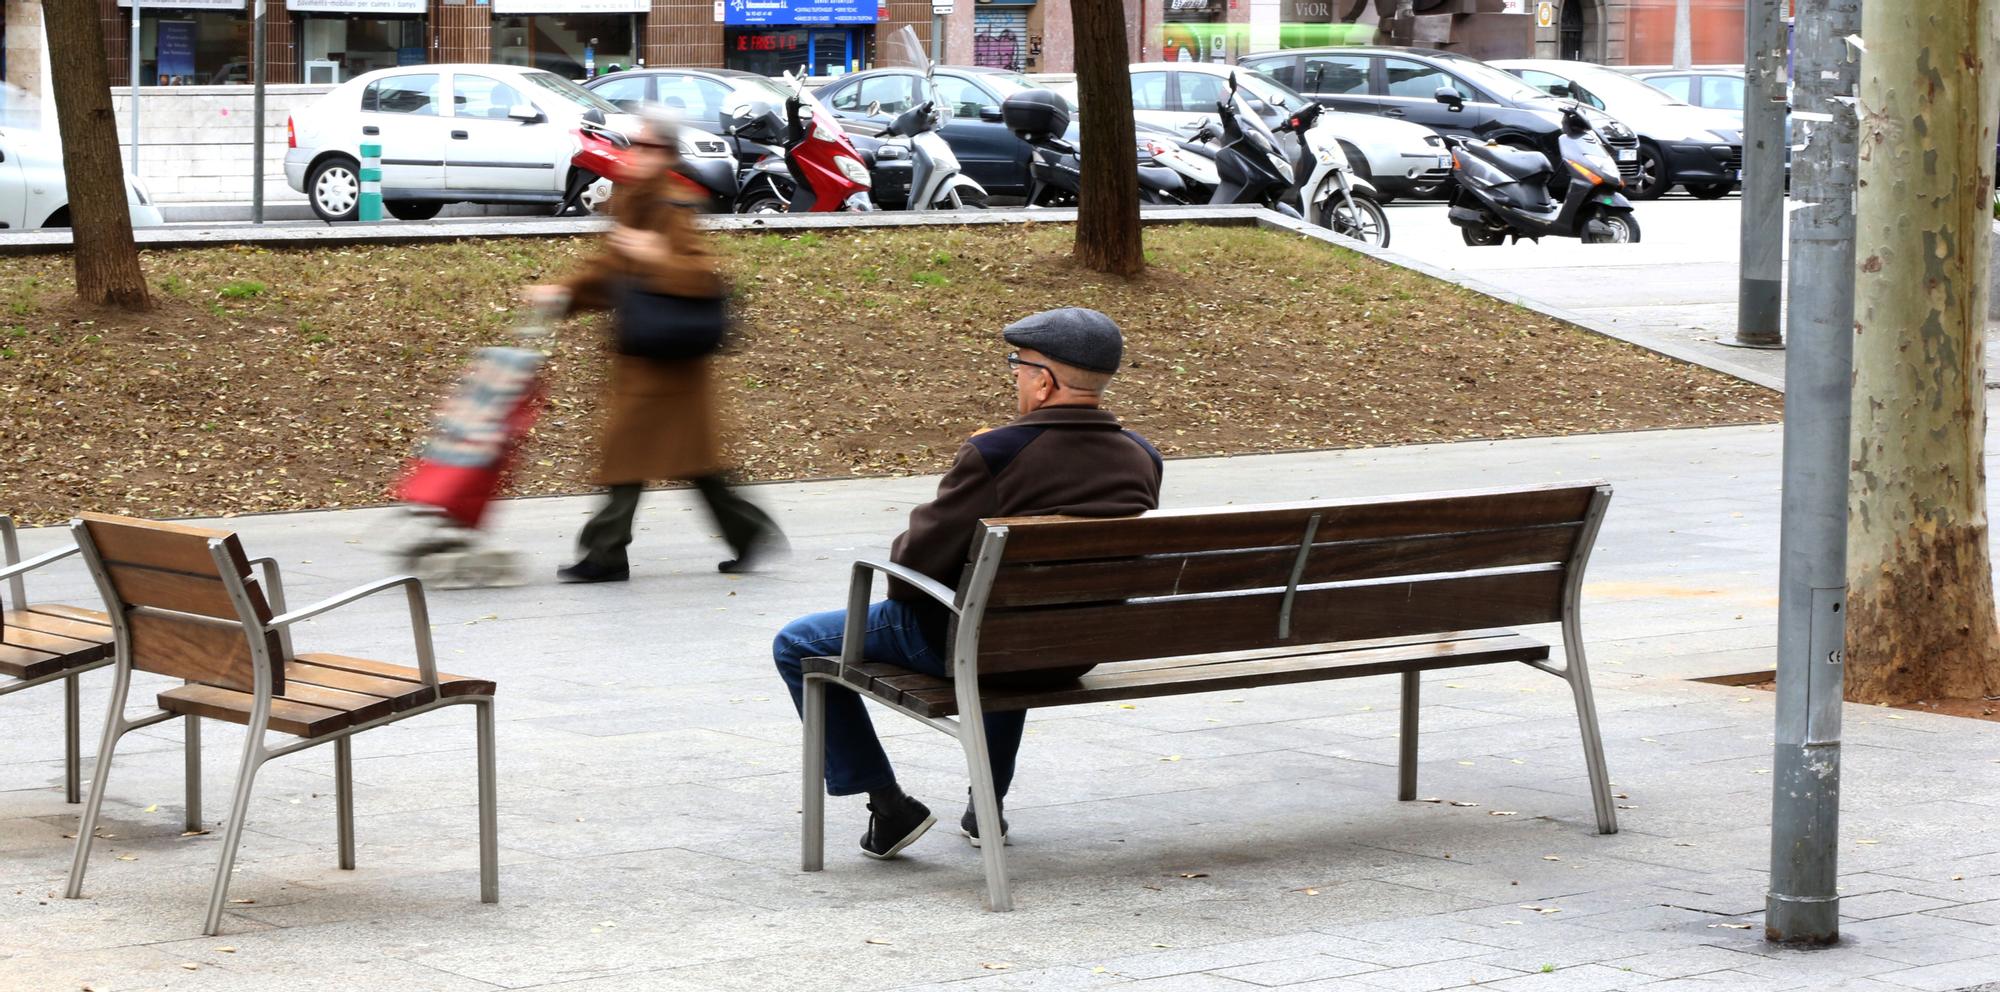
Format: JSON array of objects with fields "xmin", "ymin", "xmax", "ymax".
[
  {"xmin": 956, "ymin": 482, "xmax": 1611, "ymax": 675},
  {"xmin": 73, "ymin": 513, "xmax": 284, "ymax": 694}
]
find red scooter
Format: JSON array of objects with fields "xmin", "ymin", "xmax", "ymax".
[
  {"xmin": 557, "ymin": 115, "xmax": 630, "ymax": 216},
  {"xmin": 725, "ymin": 69, "xmax": 874, "ymax": 213}
]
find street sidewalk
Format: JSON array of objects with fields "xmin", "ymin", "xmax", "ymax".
[{"xmin": 5, "ymin": 423, "xmax": 2000, "ymax": 992}]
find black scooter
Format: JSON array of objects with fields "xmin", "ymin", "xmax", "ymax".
[
  {"xmin": 1002, "ymin": 89, "xmax": 1195, "ymax": 207},
  {"xmin": 1444, "ymin": 95, "xmax": 1640, "ymax": 245},
  {"xmin": 1207, "ymin": 74, "xmax": 1301, "ymax": 219}
]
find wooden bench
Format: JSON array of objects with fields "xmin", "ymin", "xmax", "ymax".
[
  {"xmin": 62, "ymin": 513, "xmax": 499, "ymax": 936},
  {"xmin": 801, "ymin": 481, "xmax": 1617, "ymax": 911},
  {"xmin": 1, "ymin": 516, "xmax": 116, "ymax": 804}
]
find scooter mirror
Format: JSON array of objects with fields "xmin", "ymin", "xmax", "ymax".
[
  {"xmin": 867, "ymin": 100, "xmax": 881, "ymax": 117},
  {"xmin": 1433, "ymin": 86, "xmax": 1464, "ymax": 111}
]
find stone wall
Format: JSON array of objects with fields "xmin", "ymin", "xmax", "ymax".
[{"xmin": 109, "ymin": 85, "xmax": 331, "ymax": 204}]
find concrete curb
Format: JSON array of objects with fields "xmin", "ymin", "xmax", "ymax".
[{"xmin": 2, "ymin": 203, "xmax": 1778, "ymax": 392}]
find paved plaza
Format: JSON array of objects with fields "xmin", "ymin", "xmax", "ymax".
[{"xmin": 4, "ymin": 421, "xmax": 2000, "ymax": 992}]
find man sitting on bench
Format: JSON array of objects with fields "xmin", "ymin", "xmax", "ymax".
[{"xmin": 773, "ymin": 307, "xmax": 1164, "ymax": 860}]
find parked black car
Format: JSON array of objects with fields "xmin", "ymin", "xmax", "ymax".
[
  {"xmin": 1237, "ymin": 46, "xmax": 1643, "ymax": 186},
  {"xmin": 814, "ymin": 66, "xmax": 1039, "ymax": 200}
]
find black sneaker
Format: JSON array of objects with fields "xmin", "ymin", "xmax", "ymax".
[
  {"xmin": 960, "ymin": 797, "xmax": 1010, "ymax": 848},
  {"xmin": 860, "ymin": 795, "xmax": 935, "ymax": 860},
  {"xmin": 718, "ymin": 529, "xmax": 790, "ymax": 574},
  {"xmin": 556, "ymin": 560, "xmax": 629, "ymax": 583}
]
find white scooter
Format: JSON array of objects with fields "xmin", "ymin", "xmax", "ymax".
[
  {"xmin": 871, "ymin": 25, "xmax": 989, "ymax": 210},
  {"xmin": 1275, "ymin": 101, "xmax": 1390, "ymax": 247}
]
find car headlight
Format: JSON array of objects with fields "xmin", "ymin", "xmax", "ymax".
[{"xmin": 834, "ymin": 155, "xmax": 871, "ymax": 186}]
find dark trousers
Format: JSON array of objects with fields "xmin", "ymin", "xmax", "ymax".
[{"xmin": 577, "ymin": 477, "xmax": 779, "ymax": 568}]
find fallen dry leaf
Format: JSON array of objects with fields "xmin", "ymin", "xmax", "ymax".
[
  {"xmin": 1709, "ymin": 923, "xmax": 1753, "ymax": 930},
  {"xmin": 1489, "ymin": 810, "xmax": 1518, "ymax": 816},
  {"xmin": 1542, "ymin": 855, "xmax": 1562, "ymax": 862},
  {"xmin": 1178, "ymin": 872, "xmax": 1209, "ymax": 879},
  {"xmin": 864, "ymin": 938, "xmax": 891, "ymax": 945},
  {"xmin": 981, "ymin": 963, "xmax": 1012, "ymax": 971},
  {"xmin": 142, "ymin": 804, "xmax": 158, "ymax": 813}
]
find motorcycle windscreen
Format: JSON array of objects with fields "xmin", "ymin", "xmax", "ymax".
[{"xmin": 882, "ymin": 25, "xmax": 930, "ymax": 73}]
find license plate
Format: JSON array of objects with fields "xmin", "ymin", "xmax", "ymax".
[{"xmin": 1617, "ymin": 149, "xmax": 1636, "ymax": 162}]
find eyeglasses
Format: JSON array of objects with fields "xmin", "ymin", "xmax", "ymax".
[{"xmin": 1005, "ymin": 351, "xmax": 1062, "ymax": 391}]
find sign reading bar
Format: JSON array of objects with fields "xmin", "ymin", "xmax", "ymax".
[
  {"xmin": 491, "ymin": 0, "xmax": 649, "ymax": 12},
  {"xmin": 724, "ymin": 0, "xmax": 876, "ymax": 26},
  {"xmin": 288, "ymin": 0, "xmax": 426, "ymax": 12}
]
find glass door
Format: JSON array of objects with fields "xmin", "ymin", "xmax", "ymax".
[{"xmin": 807, "ymin": 29, "xmax": 853, "ymax": 76}]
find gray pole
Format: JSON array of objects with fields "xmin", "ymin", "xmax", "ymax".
[
  {"xmin": 1673, "ymin": 0, "xmax": 1692, "ymax": 68},
  {"xmin": 1733, "ymin": 0, "xmax": 1786, "ymax": 348},
  {"xmin": 251, "ymin": 0, "xmax": 267, "ymax": 224},
  {"xmin": 1766, "ymin": 0, "xmax": 1859, "ymax": 947},
  {"xmin": 932, "ymin": 10, "xmax": 945, "ymax": 63},
  {"xmin": 128, "ymin": 0, "xmax": 140, "ymax": 171}
]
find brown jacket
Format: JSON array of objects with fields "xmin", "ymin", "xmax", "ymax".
[
  {"xmin": 889, "ymin": 406, "xmax": 1164, "ymax": 653},
  {"xmin": 562, "ymin": 170, "xmax": 728, "ymax": 484}
]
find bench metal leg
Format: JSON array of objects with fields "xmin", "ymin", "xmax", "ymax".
[
  {"xmin": 335, "ymin": 737, "xmax": 355, "ymax": 870},
  {"xmin": 1398, "ymin": 671, "xmax": 1420, "ymax": 801},
  {"xmin": 958, "ymin": 709, "xmax": 1012, "ymax": 912},
  {"xmin": 203, "ymin": 730, "xmax": 268, "ymax": 936},
  {"xmin": 184, "ymin": 715, "xmax": 202, "ymax": 832},
  {"xmin": 475, "ymin": 699, "xmax": 499, "ymax": 904},
  {"xmin": 1560, "ymin": 639, "xmax": 1618, "ymax": 835},
  {"xmin": 63, "ymin": 675, "xmax": 81, "ymax": 804},
  {"xmin": 66, "ymin": 672, "xmax": 135, "ymax": 899},
  {"xmin": 801, "ymin": 675, "xmax": 826, "ymax": 873}
]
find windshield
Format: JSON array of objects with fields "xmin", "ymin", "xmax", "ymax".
[
  {"xmin": 883, "ymin": 25, "xmax": 930, "ymax": 73},
  {"xmin": 1436, "ymin": 56, "xmax": 1555, "ymax": 105},
  {"xmin": 734, "ymin": 75, "xmax": 794, "ymax": 103},
  {"xmin": 519, "ymin": 71, "xmax": 623, "ymax": 115},
  {"xmin": 1232, "ymin": 85, "xmax": 1281, "ymax": 152},
  {"xmin": 1236, "ymin": 71, "xmax": 1306, "ymax": 110},
  {"xmin": 1567, "ymin": 65, "xmax": 1686, "ymax": 107}
]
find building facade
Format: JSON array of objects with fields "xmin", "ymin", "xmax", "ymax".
[{"xmin": 1531, "ymin": 0, "xmax": 1748, "ymax": 66}]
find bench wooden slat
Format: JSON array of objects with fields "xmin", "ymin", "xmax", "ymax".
[
  {"xmin": 288, "ymin": 657, "xmax": 438, "ymax": 710},
  {"xmin": 126, "ymin": 611, "xmax": 285, "ymax": 695},
  {"xmin": 24, "ymin": 603, "xmax": 114, "ymax": 625},
  {"xmin": 297, "ymin": 652, "xmax": 494, "ymax": 698},
  {"xmin": 79, "ymin": 512, "xmax": 253, "ymax": 578},
  {"xmin": 0, "ymin": 643, "xmax": 66, "ymax": 680},
  {"xmin": 973, "ymin": 567, "xmax": 1566, "ymax": 674},
  {"xmin": 103, "ymin": 563, "xmax": 248, "ymax": 620},
  {"xmin": 822, "ymin": 631, "xmax": 1553, "ymax": 718},
  {"xmin": 159, "ymin": 684, "xmax": 353, "ymax": 737},
  {"xmin": 0, "ymin": 623, "xmax": 102, "ymax": 657},
  {"xmin": 982, "ymin": 484, "xmax": 1599, "ymax": 564},
  {"xmin": 4, "ymin": 608, "xmax": 113, "ymax": 643},
  {"xmin": 986, "ymin": 526, "xmax": 1581, "ymax": 608}
]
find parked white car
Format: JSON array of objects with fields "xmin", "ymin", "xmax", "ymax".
[
  {"xmin": 1127, "ymin": 62, "xmax": 1451, "ymax": 201},
  {"xmin": 0, "ymin": 84, "xmax": 162, "ymax": 231},
  {"xmin": 286, "ymin": 64, "xmax": 658, "ymax": 222}
]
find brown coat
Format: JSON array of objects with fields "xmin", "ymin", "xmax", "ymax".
[
  {"xmin": 889, "ymin": 406, "xmax": 1165, "ymax": 653},
  {"xmin": 563, "ymin": 170, "xmax": 729, "ymax": 485}
]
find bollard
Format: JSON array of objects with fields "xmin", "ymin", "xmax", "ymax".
[{"xmin": 358, "ymin": 141, "xmax": 383, "ymax": 222}]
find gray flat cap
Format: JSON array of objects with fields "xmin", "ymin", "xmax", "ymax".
[{"xmin": 1002, "ymin": 307, "xmax": 1124, "ymax": 374}]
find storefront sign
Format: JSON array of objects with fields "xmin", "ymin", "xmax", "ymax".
[
  {"xmin": 1535, "ymin": 0, "xmax": 1553, "ymax": 27},
  {"xmin": 288, "ymin": 0, "xmax": 426, "ymax": 12},
  {"xmin": 724, "ymin": 0, "xmax": 876, "ymax": 26},
  {"xmin": 156, "ymin": 20, "xmax": 196, "ymax": 84},
  {"xmin": 116, "ymin": 0, "xmax": 246, "ymax": 9},
  {"xmin": 490, "ymin": 0, "xmax": 649, "ymax": 13}
]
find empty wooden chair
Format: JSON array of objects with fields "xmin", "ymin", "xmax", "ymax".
[
  {"xmin": 63, "ymin": 513, "xmax": 498, "ymax": 935},
  {"xmin": 0, "ymin": 515, "xmax": 116, "ymax": 804}
]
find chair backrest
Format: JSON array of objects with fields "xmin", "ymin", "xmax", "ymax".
[
  {"xmin": 74, "ymin": 513, "xmax": 283, "ymax": 694},
  {"xmin": 957, "ymin": 482, "xmax": 1611, "ymax": 675}
]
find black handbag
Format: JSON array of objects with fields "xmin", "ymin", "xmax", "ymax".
[{"xmin": 613, "ymin": 280, "xmax": 730, "ymax": 361}]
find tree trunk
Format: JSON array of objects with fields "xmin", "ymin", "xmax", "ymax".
[
  {"xmin": 1847, "ymin": 1, "xmax": 2000, "ymax": 704},
  {"xmin": 44, "ymin": 0, "xmax": 151, "ymax": 310},
  {"xmin": 1071, "ymin": 0, "xmax": 1144, "ymax": 277}
]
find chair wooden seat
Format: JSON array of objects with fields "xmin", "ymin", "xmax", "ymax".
[
  {"xmin": 158, "ymin": 654, "xmax": 496, "ymax": 738},
  {"xmin": 0, "ymin": 605, "xmax": 114, "ymax": 680},
  {"xmin": 804, "ymin": 628, "xmax": 1553, "ymax": 719}
]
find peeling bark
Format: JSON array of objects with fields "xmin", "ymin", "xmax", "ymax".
[{"xmin": 1847, "ymin": 1, "xmax": 2000, "ymax": 705}]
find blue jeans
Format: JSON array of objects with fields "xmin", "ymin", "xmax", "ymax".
[{"xmin": 773, "ymin": 599, "xmax": 1024, "ymax": 798}]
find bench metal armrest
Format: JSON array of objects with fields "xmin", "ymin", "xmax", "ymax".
[
  {"xmin": 0, "ymin": 543, "xmax": 78, "ymax": 583},
  {"xmin": 245, "ymin": 556, "xmax": 293, "ymax": 657},
  {"xmin": 268, "ymin": 575, "xmax": 439, "ymax": 688},
  {"xmin": 841, "ymin": 559, "xmax": 959, "ymax": 668}
]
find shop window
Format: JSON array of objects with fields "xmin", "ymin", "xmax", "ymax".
[
  {"xmin": 298, "ymin": 15, "xmax": 425, "ymax": 81},
  {"xmin": 492, "ymin": 15, "xmax": 637, "ymax": 81},
  {"xmin": 363, "ymin": 73, "xmax": 441, "ymax": 115},
  {"xmin": 454, "ymin": 74, "xmax": 528, "ymax": 119},
  {"xmin": 138, "ymin": 11, "xmax": 251, "ymax": 85}
]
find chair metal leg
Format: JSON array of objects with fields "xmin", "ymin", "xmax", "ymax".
[
  {"xmin": 1398, "ymin": 671, "xmax": 1419, "ymax": 801},
  {"xmin": 801, "ymin": 675, "xmax": 826, "ymax": 873},
  {"xmin": 959, "ymin": 711, "xmax": 1012, "ymax": 912},
  {"xmin": 335, "ymin": 736, "xmax": 355, "ymax": 870},
  {"xmin": 1560, "ymin": 641, "xmax": 1618, "ymax": 835},
  {"xmin": 63, "ymin": 675, "xmax": 81, "ymax": 804},
  {"xmin": 66, "ymin": 690, "xmax": 131, "ymax": 899},
  {"xmin": 475, "ymin": 700, "xmax": 499, "ymax": 904},
  {"xmin": 184, "ymin": 715, "xmax": 202, "ymax": 832},
  {"xmin": 202, "ymin": 740, "xmax": 266, "ymax": 936}
]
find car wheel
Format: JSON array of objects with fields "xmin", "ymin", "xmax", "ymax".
[
  {"xmin": 385, "ymin": 200, "xmax": 442, "ymax": 221},
  {"xmin": 1628, "ymin": 143, "xmax": 1669, "ymax": 201},
  {"xmin": 1688, "ymin": 182, "xmax": 1735, "ymax": 200},
  {"xmin": 308, "ymin": 156, "xmax": 361, "ymax": 222}
]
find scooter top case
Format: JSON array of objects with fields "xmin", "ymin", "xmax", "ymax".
[{"xmin": 1457, "ymin": 142, "xmax": 1557, "ymax": 211}]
